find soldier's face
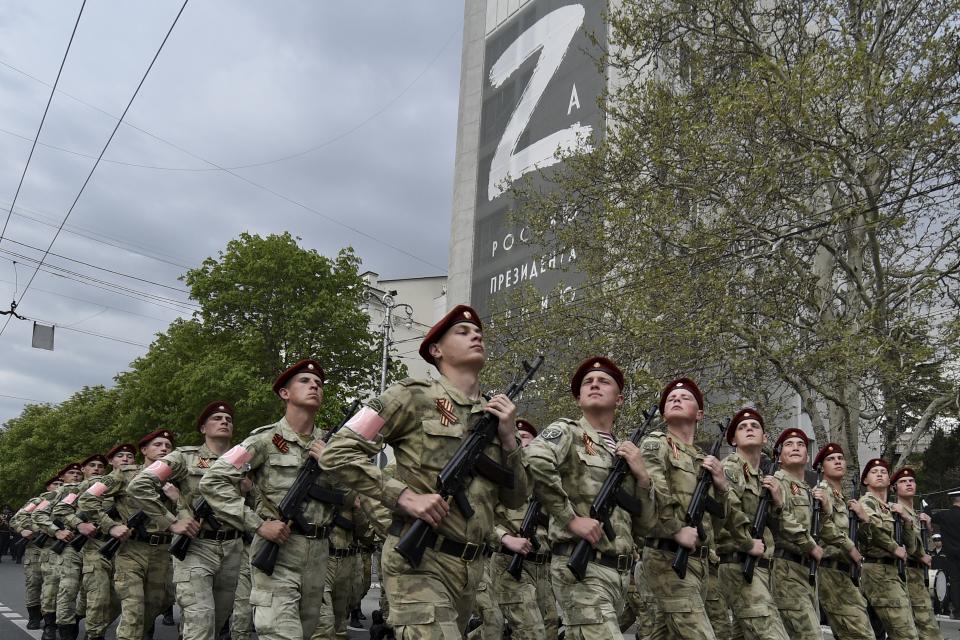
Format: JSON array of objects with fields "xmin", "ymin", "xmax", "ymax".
[
  {"xmin": 201, "ymin": 412, "xmax": 234, "ymax": 439},
  {"xmin": 822, "ymin": 452, "xmax": 846, "ymax": 478},
  {"xmin": 779, "ymin": 437, "xmax": 808, "ymax": 465},
  {"xmin": 577, "ymin": 372, "xmax": 623, "ymax": 411},
  {"xmin": 141, "ymin": 437, "xmax": 172, "ymax": 463},
  {"xmin": 662, "ymin": 389, "xmax": 702, "ymax": 423},
  {"xmin": 83, "ymin": 460, "xmax": 105, "ymax": 478},
  {"xmin": 517, "ymin": 430, "xmax": 535, "ymax": 448},
  {"xmin": 47, "ymin": 481, "xmax": 63, "ymax": 491},
  {"xmin": 733, "ymin": 419, "xmax": 764, "ymax": 447},
  {"xmin": 864, "ymin": 465, "xmax": 889, "ymax": 489},
  {"xmin": 110, "ymin": 451, "xmax": 135, "ymax": 468},
  {"xmin": 895, "ymin": 477, "xmax": 916, "ymax": 497},
  {"xmin": 63, "ymin": 469, "xmax": 83, "ymax": 483},
  {"xmin": 280, "ymin": 373, "xmax": 324, "ymax": 409},
  {"xmin": 432, "ymin": 323, "xmax": 485, "ymax": 368}
]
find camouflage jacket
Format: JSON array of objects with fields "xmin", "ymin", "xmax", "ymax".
[
  {"xmin": 77, "ymin": 464, "xmax": 175, "ymax": 535},
  {"xmin": 493, "ymin": 499, "xmax": 550, "ymax": 551},
  {"xmin": 128, "ymin": 444, "xmax": 224, "ymax": 532},
  {"xmin": 199, "ymin": 416, "xmax": 336, "ymax": 535},
  {"xmin": 898, "ymin": 502, "xmax": 926, "ymax": 560},
  {"xmin": 640, "ymin": 429, "xmax": 728, "ymax": 547},
  {"xmin": 10, "ymin": 496, "xmax": 43, "ymax": 533},
  {"xmin": 526, "ymin": 416, "xmax": 654, "ymax": 556},
  {"xmin": 50, "ymin": 481, "xmax": 90, "ymax": 532},
  {"xmin": 858, "ymin": 493, "xmax": 911, "ymax": 558},
  {"xmin": 815, "ymin": 481, "xmax": 859, "ymax": 561},
  {"xmin": 30, "ymin": 490, "xmax": 61, "ymax": 536},
  {"xmin": 770, "ymin": 469, "xmax": 818, "ymax": 555},
  {"xmin": 318, "ymin": 375, "xmax": 528, "ymax": 546},
  {"xmin": 717, "ymin": 452, "xmax": 777, "ymax": 558},
  {"xmin": 329, "ymin": 500, "xmax": 377, "ymax": 550},
  {"xmin": 73, "ymin": 475, "xmax": 119, "ymax": 540}
]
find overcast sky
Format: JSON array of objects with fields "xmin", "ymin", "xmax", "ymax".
[{"xmin": 0, "ymin": 1, "xmax": 463, "ymax": 425}]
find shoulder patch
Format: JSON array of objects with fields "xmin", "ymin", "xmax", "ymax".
[
  {"xmin": 398, "ymin": 377, "xmax": 431, "ymax": 387},
  {"xmin": 366, "ymin": 398, "xmax": 385, "ymax": 414},
  {"xmin": 539, "ymin": 426, "xmax": 564, "ymax": 440},
  {"xmin": 250, "ymin": 424, "xmax": 275, "ymax": 435},
  {"xmin": 724, "ymin": 468, "xmax": 737, "ymax": 484},
  {"xmin": 177, "ymin": 445, "xmax": 200, "ymax": 452}
]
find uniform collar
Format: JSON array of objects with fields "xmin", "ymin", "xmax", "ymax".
[
  {"xmin": 578, "ymin": 416, "xmax": 616, "ymax": 455},
  {"xmin": 197, "ymin": 442, "xmax": 219, "ymax": 459},
  {"xmin": 438, "ymin": 375, "xmax": 485, "ymax": 411},
  {"xmin": 728, "ymin": 450, "xmax": 761, "ymax": 476},
  {"xmin": 277, "ymin": 416, "xmax": 317, "ymax": 446}
]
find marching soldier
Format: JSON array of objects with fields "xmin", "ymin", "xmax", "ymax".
[
  {"xmin": 715, "ymin": 408, "xmax": 788, "ymax": 640},
  {"xmin": 859, "ymin": 458, "xmax": 919, "ymax": 640},
  {"xmin": 525, "ymin": 357, "xmax": 655, "ymax": 639},
  {"xmin": 492, "ymin": 420, "xmax": 559, "ymax": 640},
  {"xmin": 51, "ymin": 453, "xmax": 107, "ymax": 640},
  {"xmin": 890, "ymin": 467, "xmax": 939, "ymax": 640},
  {"xmin": 13, "ymin": 479, "xmax": 61, "ymax": 631},
  {"xmin": 74, "ymin": 443, "xmax": 136, "ymax": 640},
  {"xmin": 813, "ymin": 443, "xmax": 874, "ymax": 640},
  {"xmin": 200, "ymin": 359, "xmax": 338, "ymax": 640},
  {"xmin": 318, "ymin": 305, "xmax": 529, "ymax": 637},
  {"xmin": 35, "ymin": 464, "xmax": 81, "ymax": 640},
  {"xmin": 640, "ymin": 377, "xmax": 729, "ymax": 640},
  {"xmin": 768, "ymin": 428, "xmax": 823, "ymax": 640},
  {"xmin": 127, "ymin": 401, "xmax": 244, "ymax": 640}
]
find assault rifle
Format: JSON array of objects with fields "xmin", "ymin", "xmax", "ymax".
[
  {"xmin": 99, "ymin": 510, "xmax": 149, "ymax": 561},
  {"xmin": 506, "ymin": 499, "xmax": 543, "ymax": 581},
  {"xmin": 11, "ymin": 535, "xmax": 30, "ymax": 555},
  {"xmin": 672, "ymin": 420, "xmax": 728, "ymax": 579},
  {"xmin": 33, "ymin": 532, "xmax": 49, "ymax": 549},
  {"xmin": 808, "ymin": 467, "xmax": 824, "ymax": 585},
  {"xmin": 849, "ymin": 480, "xmax": 861, "ymax": 585},
  {"xmin": 920, "ymin": 499, "xmax": 932, "ymax": 585},
  {"xmin": 251, "ymin": 400, "xmax": 360, "ymax": 576},
  {"xmin": 395, "ymin": 356, "xmax": 544, "ymax": 568},
  {"xmin": 169, "ymin": 497, "xmax": 223, "ymax": 561},
  {"xmin": 68, "ymin": 507, "xmax": 119, "ymax": 552},
  {"xmin": 742, "ymin": 443, "xmax": 783, "ymax": 583},
  {"xmin": 567, "ymin": 405, "xmax": 659, "ymax": 581},
  {"xmin": 51, "ymin": 519, "xmax": 71, "ymax": 555},
  {"xmin": 893, "ymin": 511, "xmax": 907, "ymax": 582}
]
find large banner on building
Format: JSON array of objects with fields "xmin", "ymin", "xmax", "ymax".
[{"xmin": 472, "ymin": 0, "xmax": 606, "ymax": 317}]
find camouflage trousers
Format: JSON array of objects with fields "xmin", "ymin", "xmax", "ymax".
[
  {"xmin": 56, "ymin": 546, "xmax": 86, "ymax": 624},
  {"xmin": 770, "ymin": 557, "xmax": 819, "ymax": 640},
  {"xmin": 358, "ymin": 550, "xmax": 373, "ymax": 604},
  {"xmin": 643, "ymin": 548, "xmax": 716, "ymax": 640},
  {"xmin": 114, "ymin": 539, "xmax": 173, "ymax": 640},
  {"xmin": 231, "ymin": 542, "xmax": 253, "ymax": 640},
  {"xmin": 861, "ymin": 562, "xmax": 919, "ymax": 640},
  {"xmin": 492, "ymin": 552, "xmax": 558, "ymax": 640},
  {"xmin": 174, "ymin": 536, "xmax": 243, "ymax": 640},
  {"xmin": 705, "ymin": 561, "xmax": 733, "ymax": 640},
  {"xmin": 550, "ymin": 552, "xmax": 628, "ymax": 639},
  {"xmin": 619, "ymin": 558, "xmax": 657, "ymax": 639},
  {"xmin": 380, "ymin": 532, "xmax": 486, "ymax": 639},
  {"xmin": 312, "ymin": 549, "xmax": 362, "ymax": 640},
  {"xmin": 466, "ymin": 558, "xmax": 504, "ymax": 640},
  {"xmin": 905, "ymin": 566, "xmax": 940, "ymax": 640},
  {"xmin": 24, "ymin": 544, "xmax": 43, "ymax": 608},
  {"xmin": 249, "ymin": 533, "xmax": 330, "ymax": 640},
  {"xmin": 718, "ymin": 560, "xmax": 787, "ymax": 640},
  {"xmin": 82, "ymin": 540, "xmax": 120, "ymax": 637},
  {"xmin": 40, "ymin": 547, "xmax": 63, "ymax": 614},
  {"xmin": 818, "ymin": 565, "xmax": 872, "ymax": 640}
]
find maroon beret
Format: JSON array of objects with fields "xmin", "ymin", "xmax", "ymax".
[
  {"xmin": 80, "ymin": 454, "xmax": 108, "ymax": 468},
  {"xmin": 813, "ymin": 443, "xmax": 843, "ymax": 469},
  {"xmin": 45, "ymin": 477, "xmax": 62, "ymax": 488},
  {"xmin": 272, "ymin": 359, "xmax": 325, "ymax": 395},
  {"xmin": 571, "ymin": 357, "xmax": 625, "ymax": 397},
  {"xmin": 659, "ymin": 378, "xmax": 704, "ymax": 415},
  {"xmin": 860, "ymin": 458, "xmax": 890, "ymax": 484},
  {"xmin": 774, "ymin": 428, "xmax": 809, "ymax": 450},
  {"xmin": 516, "ymin": 419, "xmax": 537, "ymax": 438},
  {"xmin": 891, "ymin": 467, "xmax": 916, "ymax": 485},
  {"xmin": 138, "ymin": 429, "xmax": 175, "ymax": 450},
  {"xmin": 106, "ymin": 443, "xmax": 137, "ymax": 460},
  {"xmin": 726, "ymin": 408, "xmax": 764, "ymax": 445},
  {"xmin": 418, "ymin": 305, "xmax": 482, "ymax": 366},
  {"xmin": 197, "ymin": 400, "xmax": 235, "ymax": 431},
  {"xmin": 58, "ymin": 462, "xmax": 83, "ymax": 477}
]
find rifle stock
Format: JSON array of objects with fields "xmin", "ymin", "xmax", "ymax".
[
  {"xmin": 99, "ymin": 510, "xmax": 148, "ymax": 560},
  {"xmin": 506, "ymin": 499, "xmax": 542, "ymax": 581},
  {"xmin": 742, "ymin": 445, "xmax": 782, "ymax": 583},
  {"xmin": 169, "ymin": 497, "xmax": 223, "ymax": 561},
  {"xmin": 808, "ymin": 468, "xmax": 824, "ymax": 585},
  {"xmin": 893, "ymin": 511, "xmax": 906, "ymax": 582},
  {"xmin": 849, "ymin": 480, "xmax": 861, "ymax": 585}
]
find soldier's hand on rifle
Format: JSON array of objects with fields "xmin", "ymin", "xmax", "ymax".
[
  {"xmin": 813, "ymin": 488, "xmax": 831, "ymax": 512},
  {"xmin": 889, "ymin": 503, "xmax": 904, "ymax": 515},
  {"xmin": 747, "ymin": 539, "xmax": 765, "ymax": 557},
  {"xmin": 674, "ymin": 526, "xmax": 699, "ymax": 550},
  {"xmin": 170, "ymin": 517, "xmax": 201, "ymax": 538},
  {"xmin": 922, "ymin": 553, "xmax": 932, "ymax": 567},
  {"xmin": 849, "ymin": 547, "xmax": 863, "ymax": 565},
  {"xmin": 162, "ymin": 482, "xmax": 181, "ymax": 503},
  {"xmin": 55, "ymin": 529, "xmax": 74, "ymax": 542},
  {"xmin": 78, "ymin": 522, "xmax": 96, "ymax": 537},
  {"xmin": 308, "ymin": 440, "xmax": 326, "ymax": 462},
  {"xmin": 501, "ymin": 534, "xmax": 533, "ymax": 555},
  {"xmin": 701, "ymin": 456, "xmax": 728, "ymax": 492},
  {"xmin": 809, "ymin": 545, "xmax": 824, "ymax": 562},
  {"xmin": 567, "ymin": 515, "xmax": 603, "ymax": 545},
  {"xmin": 257, "ymin": 520, "xmax": 291, "ymax": 544},
  {"xmin": 20, "ymin": 529, "xmax": 33, "ymax": 539},
  {"xmin": 919, "ymin": 512, "xmax": 932, "ymax": 526},
  {"xmin": 893, "ymin": 546, "xmax": 907, "ymax": 561},
  {"xmin": 485, "ymin": 394, "xmax": 518, "ymax": 452},
  {"xmin": 848, "ymin": 499, "xmax": 868, "ymax": 522},
  {"xmin": 762, "ymin": 476, "xmax": 784, "ymax": 507},
  {"xmin": 109, "ymin": 524, "xmax": 131, "ymax": 541},
  {"xmin": 397, "ymin": 489, "xmax": 449, "ymax": 527},
  {"xmin": 615, "ymin": 442, "xmax": 650, "ymax": 488},
  {"xmin": 240, "ymin": 478, "xmax": 254, "ymax": 495}
]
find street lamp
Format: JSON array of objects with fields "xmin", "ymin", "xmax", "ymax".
[{"xmin": 373, "ymin": 289, "xmax": 413, "ymax": 393}]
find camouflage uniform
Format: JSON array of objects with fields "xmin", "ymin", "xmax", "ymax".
[
  {"xmin": 318, "ymin": 375, "xmax": 529, "ymax": 638},
  {"xmin": 200, "ymin": 417, "xmax": 336, "ymax": 640},
  {"xmin": 31, "ymin": 492, "xmax": 64, "ymax": 620},
  {"xmin": 900, "ymin": 504, "xmax": 939, "ymax": 640},
  {"xmin": 128, "ymin": 444, "xmax": 244, "ymax": 640},
  {"xmin": 466, "ymin": 557, "xmax": 505, "ymax": 640},
  {"xmin": 231, "ymin": 539, "xmax": 253, "ymax": 640},
  {"xmin": 858, "ymin": 493, "xmax": 919, "ymax": 640},
  {"xmin": 640, "ymin": 429, "xmax": 728, "ymax": 640},
  {"xmin": 620, "ymin": 557, "xmax": 658, "ymax": 639},
  {"xmin": 51, "ymin": 481, "xmax": 89, "ymax": 628},
  {"xmin": 12, "ymin": 500, "xmax": 45, "ymax": 615},
  {"xmin": 492, "ymin": 500, "xmax": 558, "ymax": 640},
  {"xmin": 815, "ymin": 482, "xmax": 873, "ymax": 640},
  {"xmin": 525, "ymin": 417, "xmax": 655, "ymax": 640},
  {"xmin": 768, "ymin": 470, "xmax": 820, "ymax": 640},
  {"xmin": 79, "ymin": 463, "xmax": 175, "ymax": 640},
  {"xmin": 705, "ymin": 551, "xmax": 733, "ymax": 640},
  {"xmin": 312, "ymin": 502, "xmax": 373, "ymax": 640},
  {"xmin": 75, "ymin": 477, "xmax": 122, "ymax": 639},
  {"xmin": 716, "ymin": 451, "xmax": 787, "ymax": 640},
  {"xmin": 356, "ymin": 471, "xmax": 394, "ymax": 622}
]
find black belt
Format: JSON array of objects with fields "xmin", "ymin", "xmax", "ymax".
[
  {"xmin": 773, "ymin": 548, "xmax": 807, "ymax": 565},
  {"xmin": 330, "ymin": 546, "xmax": 360, "ymax": 558},
  {"xmin": 821, "ymin": 559, "xmax": 852, "ymax": 573},
  {"xmin": 863, "ymin": 556, "xmax": 896, "ymax": 566},
  {"xmin": 644, "ymin": 538, "xmax": 708, "ymax": 559},
  {"xmin": 387, "ymin": 518, "xmax": 490, "ymax": 562},
  {"xmin": 291, "ymin": 523, "xmax": 331, "ymax": 539},
  {"xmin": 137, "ymin": 532, "xmax": 173, "ymax": 546},
  {"xmin": 196, "ymin": 529, "xmax": 241, "ymax": 542},
  {"xmin": 495, "ymin": 549, "xmax": 552, "ymax": 565},
  {"xmin": 719, "ymin": 552, "xmax": 772, "ymax": 570},
  {"xmin": 551, "ymin": 543, "xmax": 633, "ymax": 572}
]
